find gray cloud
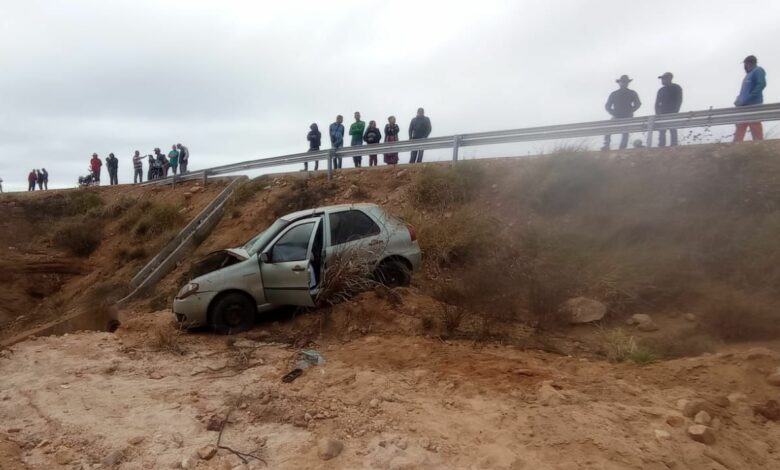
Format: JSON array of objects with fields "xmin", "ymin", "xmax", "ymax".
[{"xmin": 1, "ymin": 0, "xmax": 778, "ymax": 190}]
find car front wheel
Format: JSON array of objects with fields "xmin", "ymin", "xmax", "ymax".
[{"xmin": 210, "ymin": 292, "xmax": 256, "ymax": 334}]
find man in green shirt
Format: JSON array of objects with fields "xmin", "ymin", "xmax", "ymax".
[
  {"xmin": 349, "ymin": 111, "xmax": 365, "ymax": 168},
  {"xmin": 168, "ymin": 145, "xmax": 180, "ymax": 175}
]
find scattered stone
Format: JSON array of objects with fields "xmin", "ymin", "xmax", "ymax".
[
  {"xmin": 206, "ymin": 415, "xmax": 225, "ymax": 431},
  {"xmin": 304, "ymin": 413, "xmax": 313, "ymax": 422},
  {"xmin": 665, "ymin": 415, "xmax": 685, "ymax": 428},
  {"xmin": 683, "ymin": 313, "xmax": 697, "ymax": 322},
  {"xmin": 54, "ymin": 446, "xmax": 75, "ymax": 465},
  {"xmin": 560, "ymin": 297, "xmax": 607, "ymax": 324},
  {"xmin": 630, "ymin": 314, "xmax": 659, "ymax": 332},
  {"xmin": 419, "ymin": 437, "xmax": 432, "ymax": 450},
  {"xmin": 149, "ymin": 371, "xmax": 164, "ymax": 380},
  {"xmin": 767, "ymin": 368, "xmax": 780, "ymax": 386},
  {"xmin": 754, "ymin": 400, "xmax": 780, "ymax": 421},
  {"xmin": 128, "ymin": 436, "xmax": 144, "ymax": 445},
  {"xmin": 681, "ymin": 399, "xmax": 711, "ymax": 418},
  {"xmin": 369, "ymin": 398, "xmax": 380, "ymax": 408},
  {"xmin": 181, "ymin": 455, "xmax": 197, "ymax": 469},
  {"xmin": 198, "ymin": 445, "xmax": 217, "ymax": 460},
  {"xmin": 687, "ymin": 425, "xmax": 716, "ymax": 445},
  {"xmin": 654, "ymin": 429, "xmax": 671, "ymax": 440},
  {"xmin": 396, "ymin": 438, "xmax": 408, "ymax": 450},
  {"xmin": 171, "ymin": 433, "xmax": 185, "ymax": 448},
  {"xmin": 35, "ymin": 439, "xmax": 50, "ymax": 449},
  {"xmin": 694, "ymin": 410, "xmax": 712, "ymax": 425},
  {"xmin": 537, "ymin": 383, "xmax": 564, "ymax": 406},
  {"xmin": 102, "ymin": 449, "xmax": 124, "ymax": 467},
  {"xmin": 317, "ymin": 438, "xmax": 344, "ymax": 460},
  {"xmin": 727, "ymin": 392, "xmax": 747, "ymax": 404},
  {"xmin": 712, "ymin": 396, "xmax": 730, "ymax": 408}
]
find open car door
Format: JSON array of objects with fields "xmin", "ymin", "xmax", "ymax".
[{"xmin": 260, "ymin": 218, "xmax": 321, "ymax": 307}]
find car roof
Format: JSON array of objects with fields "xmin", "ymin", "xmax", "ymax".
[{"xmin": 281, "ymin": 203, "xmax": 380, "ymax": 221}]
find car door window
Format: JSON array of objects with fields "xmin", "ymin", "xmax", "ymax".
[
  {"xmin": 329, "ymin": 210, "xmax": 381, "ymax": 246},
  {"xmin": 269, "ymin": 222, "xmax": 315, "ymax": 262}
]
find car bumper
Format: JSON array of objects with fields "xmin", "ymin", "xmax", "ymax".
[{"xmin": 173, "ymin": 291, "xmax": 218, "ymax": 328}]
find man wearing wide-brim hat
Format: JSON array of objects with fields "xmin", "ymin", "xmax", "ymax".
[
  {"xmin": 733, "ymin": 55, "xmax": 767, "ymax": 142},
  {"xmin": 603, "ymin": 74, "xmax": 642, "ymax": 151}
]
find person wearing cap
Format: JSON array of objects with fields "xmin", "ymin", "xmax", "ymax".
[
  {"xmin": 734, "ymin": 55, "xmax": 767, "ymax": 142},
  {"xmin": 655, "ymin": 72, "xmax": 683, "ymax": 147},
  {"xmin": 603, "ymin": 75, "xmax": 642, "ymax": 151}
]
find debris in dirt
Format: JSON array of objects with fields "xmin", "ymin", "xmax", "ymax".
[
  {"xmin": 694, "ymin": 410, "xmax": 713, "ymax": 425},
  {"xmin": 537, "ymin": 382, "xmax": 564, "ymax": 406},
  {"xmin": 317, "ymin": 438, "xmax": 344, "ymax": 460},
  {"xmin": 182, "ymin": 454, "xmax": 197, "ymax": 469},
  {"xmin": 679, "ymin": 398, "xmax": 714, "ymax": 418},
  {"xmin": 688, "ymin": 424, "xmax": 716, "ymax": 445},
  {"xmin": 560, "ymin": 297, "xmax": 606, "ymax": 324},
  {"xmin": 128, "ymin": 436, "xmax": 144, "ymax": 445},
  {"xmin": 766, "ymin": 367, "xmax": 780, "ymax": 386},
  {"xmin": 54, "ymin": 446, "xmax": 75, "ymax": 465},
  {"xmin": 369, "ymin": 398, "xmax": 380, "ymax": 408},
  {"xmin": 282, "ymin": 368, "xmax": 303, "ymax": 383},
  {"xmin": 171, "ymin": 432, "xmax": 185, "ymax": 447},
  {"xmin": 206, "ymin": 414, "xmax": 226, "ymax": 431},
  {"xmin": 754, "ymin": 400, "xmax": 780, "ymax": 421},
  {"xmin": 198, "ymin": 445, "xmax": 217, "ymax": 460},
  {"xmin": 102, "ymin": 449, "xmax": 124, "ymax": 467},
  {"xmin": 727, "ymin": 392, "xmax": 747, "ymax": 404},
  {"xmin": 628, "ymin": 313, "xmax": 659, "ymax": 332},
  {"xmin": 684, "ymin": 313, "xmax": 697, "ymax": 322},
  {"xmin": 296, "ymin": 349, "xmax": 325, "ymax": 369},
  {"xmin": 666, "ymin": 415, "xmax": 685, "ymax": 427},
  {"xmin": 6, "ymin": 428, "xmax": 20, "ymax": 433},
  {"xmin": 654, "ymin": 429, "xmax": 671, "ymax": 440}
]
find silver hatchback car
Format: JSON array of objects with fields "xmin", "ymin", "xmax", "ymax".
[{"xmin": 173, "ymin": 203, "xmax": 421, "ymax": 333}]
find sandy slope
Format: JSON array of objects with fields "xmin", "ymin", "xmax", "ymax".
[{"xmin": 1, "ymin": 307, "xmax": 779, "ymax": 470}]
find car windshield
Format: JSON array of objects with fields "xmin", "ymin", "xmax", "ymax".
[{"xmin": 243, "ymin": 218, "xmax": 289, "ymax": 255}]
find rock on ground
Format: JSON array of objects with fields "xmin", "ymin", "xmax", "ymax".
[
  {"xmin": 561, "ymin": 297, "xmax": 607, "ymax": 324},
  {"xmin": 767, "ymin": 368, "xmax": 780, "ymax": 386},
  {"xmin": 317, "ymin": 438, "xmax": 344, "ymax": 460},
  {"xmin": 198, "ymin": 445, "xmax": 217, "ymax": 460},
  {"xmin": 537, "ymin": 382, "xmax": 564, "ymax": 406},
  {"xmin": 630, "ymin": 314, "xmax": 659, "ymax": 332},
  {"xmin": 694, "ymin": 410, "xmax": 712, "ymax": 425},
  {"xmin": 688, "ymin": 425, "xmax": 716, "ymax": 445}
]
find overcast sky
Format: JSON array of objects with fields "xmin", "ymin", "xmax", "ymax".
[{"xmin": 0, "ymin": 0, "xmax": 778, "ymax": 191}]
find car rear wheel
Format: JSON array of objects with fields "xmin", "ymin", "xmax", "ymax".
[
  {"xmin": 210, "ymin": 293, "xmax": 256, "ymax": 334},
  {"xmin": 375, "ymin": 259, "xmax": 411, "ymax": 288}
]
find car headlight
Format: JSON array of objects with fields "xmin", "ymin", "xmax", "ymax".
[{"xmin": 176, "ymin": 282, "xmax": 199, "ymax": 300}]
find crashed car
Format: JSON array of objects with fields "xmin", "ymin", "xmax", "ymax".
[{"xmin": 173, "ymin": 203, "xmax": 421, "ymax": 333}]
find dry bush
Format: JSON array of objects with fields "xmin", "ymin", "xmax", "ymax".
[
  {"xmin": 602, "ymin": 328, "xmax": 639, "ymax": 363},
  {"xmin": 133, "ymin": 203, "xmax": 185, "ymax": 237},
  {"xmin": 230, "ymin": 176, "xmax": 270, "ymax": 206},
  {"xmin": 101, "ymin": 196, "xmax": 137, "ymax": 218},
  {"xmin": 116, "ymin": 246, "xmax": 147, "ymax": 262},
  {"xmin": 54, "ymin": 218, "xmax": 103, "ymax": 256},
  {"xmin": 699, "ymin": 289, "xmax": 780, "ymax": 342},
  {"xmin": 410, "ymin": 162, "xmax": 483, "ymax": 210},
  {"xmin": 65, "ymin": 190, "xmax": 104, "ymax": 216},
  {"xmin": 405, "ymin": 207, "xmax": 494, "ymax": 268},
  {"xmin": 150, "ymin": 325, "xmax": 186, "ymax": 355},
  {"xmin": 315, "ymin": 246, "xmax": 378, "ymax": 306},
  {"xmin": 269, "ymin": 178, "xmax": 334, "ymax": 217}
]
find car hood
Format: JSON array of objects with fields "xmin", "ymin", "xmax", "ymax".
[{"xmin": 224, "ymin": 247, "xmax": 250, "ymax": 261}]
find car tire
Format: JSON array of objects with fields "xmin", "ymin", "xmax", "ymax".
[
  {"xmin": 210, "ymin": 292, "xmax": 256, "ymax": 334},
  {"xmin": 375, "ymin": 259, "xmax": 411, "ymax": 288}
]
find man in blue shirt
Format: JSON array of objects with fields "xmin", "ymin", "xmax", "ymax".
[
  {"xmin": 734, "ymin": 55, "xmax": 767, "ymax": 142},
  {"xmin": 329, "ymin": 115, "xmax": 345, "ymax": 169},
  {"xmin": 655, "ymin": 72, "xmax": 683, "ymax": 147}
]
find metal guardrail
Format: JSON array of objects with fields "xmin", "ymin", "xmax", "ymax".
[{"xmin": 143, "ymin": 103, "xmax": 780, "ymax": 185}]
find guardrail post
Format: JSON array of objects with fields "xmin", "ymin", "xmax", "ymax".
[
  {"xmin": 327, "ymin": 149, "xmax": 334, "ymax": 181},
  {"xmin": 452, "ymin": 135, "xmax": 461, "ymax": 163},
  {"xmin": 203, "ymin": 170, "xmax": 209, "ymax": 185},
  {"xmin": 171, "ymin": 173, "xmax": 176, "ymax": 189},
  {"xmin": 645, "ymin": 116, "xmax": 656, "ymax": 148}
]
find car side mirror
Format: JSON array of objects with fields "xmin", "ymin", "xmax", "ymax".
[{"xmin": 259, "ymin": 252, "xmax": 270, "ymax": 263}]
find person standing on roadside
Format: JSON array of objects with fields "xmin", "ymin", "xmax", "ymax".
[
  {"xmin": 147, "ymin": 154, "xmax": 155, "ymax": 180},
  {"xmin": 349, "ymin": 111, "xmax": 365, "ymax": 168},
  {"xmin": 132, "ymin": 150, "xmax": 143, "ymax": 183},
  {"xmin": 0, "ymin": 177, "xmax": 4, "ymax": 193},
  {"xmin": 106, "ymin": 153, "xmax": 119, "ymax": 185},
  {"xmin": 27, "ymin": 169, "xmax": 37, "ymax": 191},
  {"xmin": 154, "ymin": 148, "xmax": 169, "ymax": 177},
  {"xmin": 168, "ymin": 145, "xmax": 180, "ymax": 176},
  {"xmin": 603, "ymin": 75, "xmax": 642, "ymax": 151},
  {"xmin": 90, "ymin": 153, "xmax": 102, "ymax": 184},
  {"xmin": 408, "ymin": 107, "xmax": 432, "ymax": 163},
  {"xmin": 176, "ymin": 143, "xmax": 189, "ymax": 174},
  {"xmin": 363, "ymin": 120, "xmax": 382, "ymax": 167},
  {"xmin": 329, "ymin": 115, "xmax": 345, "ymax": 169},
  {"xmin": 36, "ymin": 169, "xmax": 44, "ymax": 190},
  {"xmin": 305, "ymin": 123, "xmax": 321, "ymax": 171},
  {"xmin": 41, "ymin": 168, "xmax": 48, "ymax": 190},
  {"xmin": 734, "ymin": 55, "xmax": 767, "ymax": 142},
  {"xmin": 384, "ymin": 116, "xmax": 400, "ymax": 165},
  {"xmin": 655, "ymin": 72, "xmax": 683, "ymax": 147}
]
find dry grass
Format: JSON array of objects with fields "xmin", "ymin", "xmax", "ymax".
[
  {"xmin": 53, "ymin": 218, "xmax": 103, "ymax": 257},
  {"xmin": 150, "ymin": 324, "xmax": 186, "ymax": 355},
  {"xmin": 130, "ymin": 203, "xmax": 185, "ymax": 237},
  {"xmin": 410, "ymin": 162, "xmax": 483, "ymax": 210},
  {"xmin": 404, "ymin": 207, "xmax": 494, "ymax": 269},
  {"xmin": 601, "ymin": 328, "xmax": 656, "ymax": 364},
  {"xmin": 315, "ymin": 246, "xmax": 379, "ymax": 306},
  {"xmin": 269, "ymin": 178, "xmax": 335, "ymax": 217}
]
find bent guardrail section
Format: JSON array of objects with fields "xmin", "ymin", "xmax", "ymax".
[
  {"xmin": 118, "ymin": 175, "xmax": 248, "ymax": 305},
  {"xmin": 140, "ymin": 103, "xmax": 780, "ymax": 186}
]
